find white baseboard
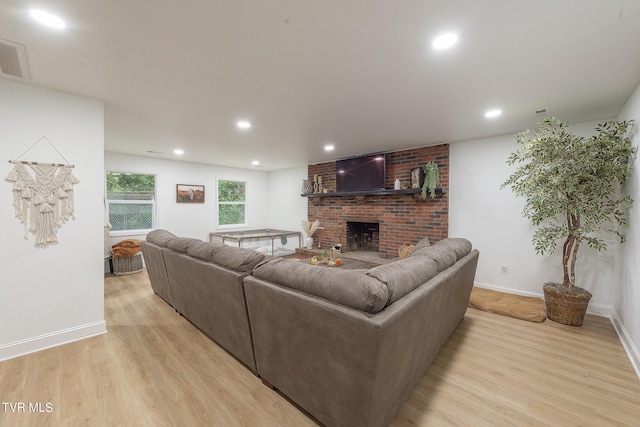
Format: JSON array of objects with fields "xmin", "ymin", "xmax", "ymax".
[
  {"xmin": 473, "ymin": 281, "xmax": 543, "ymax": 299},
  {"xmin": 610, "ymin": 313, "xmax": 640, "ymax": 379},
  {"xmin": 0, "ymin": 321, "xmax": 107, "ymax": 362}
]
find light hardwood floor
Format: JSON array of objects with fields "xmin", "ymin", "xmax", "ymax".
[{"xmin": 1, "ymin": 270, "xmax": 639, "ymax": 426}]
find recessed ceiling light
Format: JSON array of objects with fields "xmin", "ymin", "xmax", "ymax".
[
  {"xmin": 236, "ymin": 120, "xmax": 251, "ymax": 130},
  {"xmin": 252, "ymin": 160, "xmax": 260, "ymax": 166},
  {"xmin": 484, "ymin": 109, "xmax": 502, "ymax": 118},
  {"xmin": 431, "ymin": 33, "xmax": 458, "ymax": 50},
  {"xmin": 29, "ymin": 9, "xmax": 66, "ymax": 29},
  {"xmin": 174, "ymin": 149, "xmax": 184, "ymax": 155},
  {"xmin": 324, "ymin": 144, "xmax": 335, "ymax": 151}
]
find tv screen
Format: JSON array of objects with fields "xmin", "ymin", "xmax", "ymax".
[{"xmin": 335, "ymin": 154, "xmax": 386, "ymax": 192}]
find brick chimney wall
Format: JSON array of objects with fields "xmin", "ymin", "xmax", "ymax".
[{"xmin": 306, "ymin": 144, "xmax": 449, "ymax": 259}]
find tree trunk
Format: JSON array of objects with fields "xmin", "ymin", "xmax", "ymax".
[
  {"xmin": 562, "ymin": 212, "xmax": 580, "ymax": 287},
  {"xmin": 562, "ymin": 235, "xmax": 571, "ymax": 286},
  {"xmin": 569, "ymin": 237, "xmax": 579, "ymax": 286}
]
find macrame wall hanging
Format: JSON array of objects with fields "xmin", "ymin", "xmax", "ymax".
[{"xmin": 5, "ymin": 136, "xmax": 80, "ymax": 248}]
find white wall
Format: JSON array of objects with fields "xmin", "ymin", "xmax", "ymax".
[
  {"xmin": 104, "ymin": 153, "xmax": 307, "ymax": 244},
  {"xmin": 615, "ymin": 80, "xmax": 640, "ymax": 374},
  {"xmin": 449, "ymin": 119, "xmax": 621, "ymax": 315},
  {"xmin": 0, "ymin": 79, "xmax": 105, "ymax": 360},
  {"xmin": 267, "ymin": 166, "xmax": 308, "ymax": 235}
]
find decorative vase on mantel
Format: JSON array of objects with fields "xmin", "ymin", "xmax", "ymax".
[
  {"xmin": 301, "ymin": 179, "xmax": 312, "ymax": 194},
  {"xmin": 305, "ymin": 236, "xmax": 314, "ymax": 249}
]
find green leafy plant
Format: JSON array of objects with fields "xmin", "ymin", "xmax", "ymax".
[
  {"xmin": 502, "ymin": 117, "xmax": 636, "ymax": 290},
  {"xmin": 421, "ymin": 162, "xmax": 440, "ymax": 199}
]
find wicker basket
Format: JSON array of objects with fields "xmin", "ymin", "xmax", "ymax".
[
  {"xmin": 398, "ymin": 242, "xmax": 415, "ymax": 259},
  {"xmin": 112, "ymin": 252, "xmax": 144, "ymax": 276},
  {"xmin": 543, "ymin": 284, "xmax": 592, "ymax": 327}
]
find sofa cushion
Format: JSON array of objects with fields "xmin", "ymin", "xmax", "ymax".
[
  {"xmin": 187, "ymin": 241, "xmax": 225, "ymax": 261},
  {"xmin": 211, "ymin": 245, "xmax": 265, "ymax": 272},
  {"xmin": 146, "ymin": 229, "xmax": 176, "ymax": 247},
  {"xmin": 252, "ymin": 258, "xmax": 389, "ymax": 314},
  {"xmin": 413, "ymin": 236, "xmax": 431, "ymax": 251},
  {"xmin": 366, "ymin": 256, "xmax": 439, "ymax": 304},
  {"xmin": 166, "ymin": 237, "xmax": 202, "ymax": 253},
  {"xmin": 434, "ymin": 238, "xmax": 472, "ymax": 260},
  {"xmin": 410, "ymin": 244, "xmax": 457, "ymax": 271}
]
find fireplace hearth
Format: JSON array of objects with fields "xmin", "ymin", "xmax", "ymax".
[{"xmin": 346, "ymin": 222, "xmax": 379, "ymax": 252}]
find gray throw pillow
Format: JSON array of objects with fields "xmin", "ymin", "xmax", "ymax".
[{"xmin": 413, "ymin": 237, "xmax": 431, "ymax": 251}]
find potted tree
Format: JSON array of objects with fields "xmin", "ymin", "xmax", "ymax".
[{"xmin": 502, "ymin": 117, "xmax": 636, "ymax": 326}]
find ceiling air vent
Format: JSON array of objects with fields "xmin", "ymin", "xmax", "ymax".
[{"xmin": 0, "ymin": 39, "xmax": 30, "ymax": 80}]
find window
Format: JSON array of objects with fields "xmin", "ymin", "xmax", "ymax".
[
  {"xmin": 106, "ymin": 172, "xmax": 156, "ymax": 232},
  {"xmin": 217, "ymin": 179, "xmax": 246, "ymax": 227}
]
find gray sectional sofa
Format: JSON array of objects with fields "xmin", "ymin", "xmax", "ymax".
[
  {"xmin": 141, "ymin": 230, "xmax": 265, "ymax": 372},
  {"xmin": 141, "ymin": 229, "xmax": 479, "ymax": 427}
]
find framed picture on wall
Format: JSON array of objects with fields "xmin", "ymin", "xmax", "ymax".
[
  {"xmin": 176, "ymin": 184, "xmax": 205, "ymax": 203},
  {"xmin": 410, "ymin": 167, "xmax": 424, "ymax": 189}
]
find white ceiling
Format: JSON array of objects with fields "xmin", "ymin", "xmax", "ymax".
[{"xmin": 2, "ymin": 1, "xmax": 640, "ymax": 171}]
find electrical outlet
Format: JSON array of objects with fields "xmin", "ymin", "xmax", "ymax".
[{"xmin": 500, "ymin": 265, "xmax": 509, "ymax": 275}]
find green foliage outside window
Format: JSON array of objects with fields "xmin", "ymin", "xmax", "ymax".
[
  {"xmin": 107, "ymin": 172, "xmax": 155, "ymax": 193},
  {"xmin": 107, "ymin": 172, "xmax": 156, "ymax": 231},
  {"xmin": 218, "ymin": 180, "xmax": 246, "ymax": 226}
]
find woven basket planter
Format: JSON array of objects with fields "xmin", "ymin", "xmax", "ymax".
[
  {"xmin": 113, "ymin": 252, "xmax": 144, "ymax": 276},
  {"xmin": 543, "ymin": 283, "xmax": 592, "ymax": 327},
  {"xmin": 398, "ymin": 242, "xmax": 415, "ymax": 258}
]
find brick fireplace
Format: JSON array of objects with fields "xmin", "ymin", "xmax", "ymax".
[
  {"xmin": 306, "ymin": 144, "xmax": 449, "ymax": 259},
  {"xmin": 346, "ymin": 221, "xmax": 379, "ymax": 252}
]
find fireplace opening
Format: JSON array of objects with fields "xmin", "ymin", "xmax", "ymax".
[{"xmin": 346, "ymin": 222, "xmax": 379, "ymax": 252}]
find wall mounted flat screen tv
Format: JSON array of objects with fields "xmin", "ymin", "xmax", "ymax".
[{"xmin": 335, "ymin": 154, "xmax": 386, "ymax": 192}]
